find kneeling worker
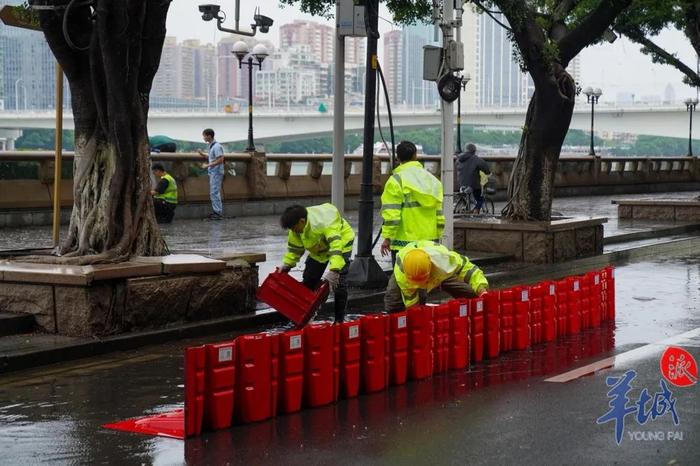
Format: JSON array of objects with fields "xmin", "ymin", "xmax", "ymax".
[
  {"xmin": 151, "ymin": 163, "xmax": 178, "ymax": 223},
  {"xmin": 385, "ymin": 240, "xmax": 488, "ymax": 312},
  {"xmin": 279, "ymin": 204, "xmax": 355, "ymax": 323}
]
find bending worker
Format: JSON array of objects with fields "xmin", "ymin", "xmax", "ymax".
[
  {"xmin": 279, "ymin": 204, "xmax": 355, "ymax": 323},
  {"xmin": 150, "ymin": 163, "xmax": 178, "ymax": 223},
  {"xmin": 380, "ymin": 140, "xmax": 444, "ymax": 265},
  {"xmin": 385, "ymin": 240, "xmax": 488, "ymax": 312}
]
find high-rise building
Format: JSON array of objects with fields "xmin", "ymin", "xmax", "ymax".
[
  {"xmin": 401, "ymin": 24, "xmax": 440, "ymax": 108},
  {"xmin": 345, "ymin": 36, "xmax": 366, "ymax": 66},
  {"xmin": 152, "ymin": 37, "xmax": 179, "ymax": 100},
  {"xmin": 462, "ymin": 8, "xmax": 534, "ymax": 108},
  {"xmin": 382, "ymin": 30, "xmax": 402, "ymax": 106},
  {"xmin": 280, "ymin": 20, "xmax": 334, "ymax": 64}
]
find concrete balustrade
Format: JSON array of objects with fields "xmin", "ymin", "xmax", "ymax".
[{"xmin": 0, "ymin": 151, "xmax": 698, "ymax": 215}]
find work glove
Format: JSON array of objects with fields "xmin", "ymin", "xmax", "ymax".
[
  {"xmin": 278, "ymin": 264, "xmax": 291, "ymax": 273},
  {"xmin": 323, "ymin": 269, "xmax": 340, "ymax": 291},
  {"xmin": 476, "ymin": 285, "xmax": 488, "ymax": 297}
]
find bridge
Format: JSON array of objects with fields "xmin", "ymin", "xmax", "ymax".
[{"xmin": 0, "ymin": 105, "xmax": 693, "ymax": 143}]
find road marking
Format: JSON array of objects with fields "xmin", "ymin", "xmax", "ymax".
[{"xmin": 545, "ymin": 327, "xmax": 700, "ymax": 383}]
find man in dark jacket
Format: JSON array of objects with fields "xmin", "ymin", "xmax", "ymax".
[{"xmin": 457, "ymin": 143, "xmax": 491, "ymax": 213}]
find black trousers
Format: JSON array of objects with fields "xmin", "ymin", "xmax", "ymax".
[
  {"xmin": 302, "ymin": 252, "xmax": 351, "ymax": 323},
  {"xmin": 154, "ymin": 199, "xmax": 176, "ymax": 223}
]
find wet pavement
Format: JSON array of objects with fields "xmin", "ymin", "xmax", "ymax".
[{"xmin": 0, "ymin": 251, "xmax": 698, "ymax": 464}]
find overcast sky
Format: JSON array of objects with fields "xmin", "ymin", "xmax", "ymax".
[{"xmin": 167, "ymin": 0, "xmax": 698, "ymax": 102}]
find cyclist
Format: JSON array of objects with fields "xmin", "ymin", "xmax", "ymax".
[{"xmin": 457, "ymin": 143, "xmax": 491, "ymax": 214}]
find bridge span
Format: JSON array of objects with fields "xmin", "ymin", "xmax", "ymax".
[{"xmin": 0, "ymin": 105, "xmax": 693, "ymax": 142}]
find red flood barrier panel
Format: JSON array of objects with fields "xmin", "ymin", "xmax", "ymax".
[
  {"xmin": 513, "ymin": 286, "xmax": 531, "ymax": 351},
  {"xmin": 499, "ymin": 289, "xmax": 514, "ymax": 353},
  {"xmin": 447, "ymin": 299, "xmax": 470, "ymax": 370},
  {"xmin": 529, "ymin": 285, "xmax": 544, "ymax": 345},
  {"xmin": 278, "ymin": 330, "xmax": 304, "ymax": 414},
  {"xmin": 566, "ymin": 277, "xmax": 582, "ymax": 335},
  {"xmin": 235, "ymin": 333, "xmax": 279, "ymax": 423},
  {"xmin": 432, "ymin": 304, "xmax": 450, "ymax": 373},
  {"xmin": 602, "ymin": 266, "xmax": 616, "ymax": 321},
  {"xmin": 185, "ymin": 345, "xmax": 206, "ymax": 437},
  {"xmin": 555, "ymin": 278, "xmax": 569, "ymax": 336},
  {"xmin": 541, "ymin": 281, "xmax": 557, "ymax": 342},
  {"xmin": 407, "ymin": 305, "xmax": 434, "ymax": 380},
  {"xmin": 203, "ymin": 342, "xmax": 236, "ymax": 431},
  {"xmin": 589, "ymin": 271, "xmax": 602, "ymax": 327},
  {"xmin": 303, "ymin": 322, "xmax": 338, "ymax": 408},
  {"xmin": 483, "ymin": 292, "xmax": 500, "ymax": 359},
  {"xmin": 257, "ymin": 270, "xmax": 329, "ymax": 327},
  {"xmin": 340, "ymin": 320, "xmax": 362, "ymax": 398},
  {"xmin": 361, "ymin": 314, "xmax": 390, "ymax": 393},
  {"xmin": 470, "ymin": 297, "xmax": 485, "ymax": 362},
  {"xmin": 390, "ymin": 312, "xmax": 409, "ymax": 385}
]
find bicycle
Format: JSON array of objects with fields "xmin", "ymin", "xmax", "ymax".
[{"xmin": 453, "ymin": 185, "xmax": 495, "ymax": 215}]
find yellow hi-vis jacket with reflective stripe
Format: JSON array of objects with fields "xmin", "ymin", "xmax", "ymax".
[
  {"xmin": 154, "ymin": 173, "xmax": 178, "ymax": 204},
  {"xmin": 381, "ymin": 161, "xmax": 445, "ymax": 251},
  {"xmin": 394, "ymin": 240, "xmax": 488, "ymax": 308},
  {"xmin": 283, "ymin": 203, "xmax": 355, "ymax": 271}
]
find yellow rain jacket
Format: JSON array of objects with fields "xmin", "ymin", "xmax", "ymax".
[
  {"xmin": 394, "ymin": 240, "xmax": 488, "ymax": 307},
  {"xmin": 283, "ymin": 203, "xmax": 355, "ymax": 271},
  {"xmin": 381, "ymin": 161, "xmax": 445, "ymax": 251}
]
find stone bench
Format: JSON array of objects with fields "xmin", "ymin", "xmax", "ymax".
[
  {"xmin": 0, "ymin": 252, "xmax": 264, "ymax": 337},
  {"xmin": 612, "ymin": 198, "xmax": 700, "ymax": 221}
]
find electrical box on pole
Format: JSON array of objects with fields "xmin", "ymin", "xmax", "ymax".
[
  {"xmin": 337, "ymin": 0, "xmax": 367, "ymax": 37},
  {"xmin": 423, "ymin": 46, "xmax": 442, "ymax": 82}
]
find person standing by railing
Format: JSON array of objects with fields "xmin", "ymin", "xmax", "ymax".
[{"xmin": 197, "ymin": 128, "xmax": 225, "ymax": 221}]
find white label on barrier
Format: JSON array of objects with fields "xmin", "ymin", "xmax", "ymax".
[
  {"xmin": 218, "ymin": 347, "xmax": 233, "ymax": 362},
  {"xmin": 574, "ymin": 281, "xmax": 580, "ymax": 292},
  {"xmin": 549, "ymin": 284, "xmax": 555, "ymax": 296},
  {"xmin": 459, "ymin": 304, "xmax": 467, "ymax": 317},
  {"xmin": 348, "ymin": 325, "xmax": 359, "ymax": 339},
  {"xmin": 476, "ymin": 301, "xmax": 484, "ymax": 313},
  {"xmin": 521, "ymin": 290, "xmax": 529, "ymax": 302},
  {"xmin": 594, "ymin": 275, "xmax": 600, "ymax": 285},
  {"xmin": 397, "ymin": 316, "xmax": 407, "ymax": 329},
  {"xmin": 289, "ymin": 335, "xmax": 302, "ymax": 350}
]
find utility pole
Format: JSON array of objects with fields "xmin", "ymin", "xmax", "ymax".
[
  {"xmin": 440, "ymin": 0, "xmax": 456, "ymax": 249},
  {"xmin": 347, "ymin": 0, "xmax": 387, "ymax": 288},
  {"xmin": 332, "ymin": 0, "xmax": 346, "ymax": 214}
]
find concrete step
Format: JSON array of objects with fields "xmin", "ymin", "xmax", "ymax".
[{"xmin": 0, "ymin": 313, "xmax": 35, "ymax": 337}]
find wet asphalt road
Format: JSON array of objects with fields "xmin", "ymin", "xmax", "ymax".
[{"xmin": 0, "ymin": 252, "xmax": 698, "ymax": 465}]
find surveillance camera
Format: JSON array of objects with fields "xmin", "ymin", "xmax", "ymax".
[
  {"xmin": 254, "ymin": 13, "xmax": 274, "ymax": 33},
  {"xmin": 198, "ymin": 4, "xmax": 220, "ymax": 22}
]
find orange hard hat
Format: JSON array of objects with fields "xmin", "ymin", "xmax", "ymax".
[{"xmin": 403, "ymin": 248, "xmax": 431, "ymax": 284}]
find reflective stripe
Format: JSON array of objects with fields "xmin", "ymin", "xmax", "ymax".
[
  {"xmin": 382, "ymin": 203, "xmax": 402, "ymax": 210},
  {"xmin": 393, "ymin": 239, "xmax": 411, "ymax": 247},
  {"xmin": 402, "ymin": 201, "xmax": 422, "ymax": 208},
  {"xmin": 329, "ymin": 250, "xmax": 343, "ymax": 256},
  {"xmin": 327, "ymin": 235, "xmax": 341, "ymax": 243},
  {"xmin": 384, "ymin": 220, "xmax": 400, "ymax": 226}
]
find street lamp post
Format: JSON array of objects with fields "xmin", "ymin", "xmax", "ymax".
[
  {"xmin": 583, "ymin": 87, "xmax": 602, "ymax": 156},
  {"xmin": 456, "ymin": 73, "xmax": 471, "ymax": 154},
  {"xmin": 233, "ymin": 41, "xmax": 268, "ymax": 152},
  {"xmin": 684, "ymin": 97, "xmax": 698, "ymax": 156}
]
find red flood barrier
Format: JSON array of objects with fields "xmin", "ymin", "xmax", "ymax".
[
  {"xmin": 185, "ymin": 345, "xmax": 206, "ymax": 437},
  {"xmin": 340, "ymin": 320, "xmax": 362, "ymax": 398},
  {"xmin": 483, "ymin": 292, "xmax": 500, "ymax": 359},
  {"xmin": 555, "ymin": 278, "xmax": 569, "ymax": 336},
  {"xmin": 235, "ymin": 333, "xmax": 279, "ymax": 423},
  {"xmin": 277, "ymin": 330, "xmax": 304, "ymax": 414},
  {"xmin": 407, "ymin": 305, "xmax": 434, "ymax": 380},
  {"xmin": 361, "ymin": 314, "xmax": 390, "ymax": 393},
  {"xmin": 602, "ymin": 266, "xmax": 616, "ymax": 321},
  {"xmin": 566, "ymin": 277, "xmax": 582, "ymax": 335},
  {"xmin": 470, "ymin": 297, "xmax": 485, "ymax": 362},
  {"xmin": 529, "ymin": 285, "xmax": 544, "ymax": 345},
  {"xmin": 257, "ymin": 270, "xmax": 329, "ymax": 327},
  {"xmin": 513, "ymin": 286, "xmax": 531, "ymax": 350},
  {"xmin": 432, "ymin": 304, "xmax": 450, "ymax": 373},
  {"xmin": 499, "ymin": 289, "xmax": 514, "ymax": 353},
  {"xmin": 447, "ymin": 299, "xmax": 470, "ymax": 370},
  {"xmin": 541, "ymin": 281, "xmax": 557, "ymax": 342},
  {"xmin": 203, "ymin": 342, "xmax": 236, "ymax": 431},
  {"xmin": 389, "ymin": 312, "xmax": 409, "ymax": 385},
  {"xmin": 589, "ymin": 271, "xmax": 602, "ymax": 327},
  {"xmin": 303, "ymin": 322, "xmax": 339, "ymax": 408}
]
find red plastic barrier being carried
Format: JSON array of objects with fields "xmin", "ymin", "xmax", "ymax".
[
  {"xmin": 278, "ymin": 330, "xmax": 304, "ymax": 414},
  {"xmin": 203, "ymin": 341, "xmax": 236, "ymax": 430},
  {"xmin": 407, "ymin": 305, "xmax": 434, "ymax": 380},
  {"xmin": 447, "ymin": 299, "xmax": 470, "ymax": 370},
  {"xmin": 339, "ymin": 320, "xmax": 362, "ymax": 398},
  {"xmin": 513, "ymin": 286, "xmax": 531, "ymax": 350},
  {"xmin": 361, "ymin": 314, "xmax": 390, "ymax": 393},
  {"xmin": 235, "ymin": 333, "xmax": 279, "ymax": 423},
  {"xmin": 303, "ymin": 322, "xmax": 338, "ymax": 407},
  {"xmin": 483, "ymin": 292, "xmax": 500, "ymax": 359},
  {"xmin": 500, "ymin": 289, "xmax": 514, "ymax": 352},
  {"xmin": 432, "ymin": 304, "xmax": 450, "ymax": 373},
  {"xmin": 470, "ymin": 297, "xmax": 485, "ymax": 362},
  {"xmin": 257, "ymin": 270, "xmax": 330, "ymax": 327},
  {"xmin": 185, "ymin": 345, "xmax": 206, "ymax": 437},
  {"xmin": 389, "ymin": 312, "xmax": 409, "ymax": 385}
]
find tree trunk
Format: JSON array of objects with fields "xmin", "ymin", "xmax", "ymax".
[
  {"xmin": 37, "ymin": 0, "xmax": 170, "ymax": 263},
  {"xmin": 501, "ymin": 65, "xmax": 576, "ymax": 221}
]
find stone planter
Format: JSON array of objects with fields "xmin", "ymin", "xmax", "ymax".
[
  {"xmin": 613, "ymin": 198, "xmax": 700, "ymax": 221},
  {"xmin": 0, "ymin": 253, "xmax": 263, "ymax": 337},
  {"xmin": 454, "ymin": 216, "xmax": 607, "ymax": 263}
]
